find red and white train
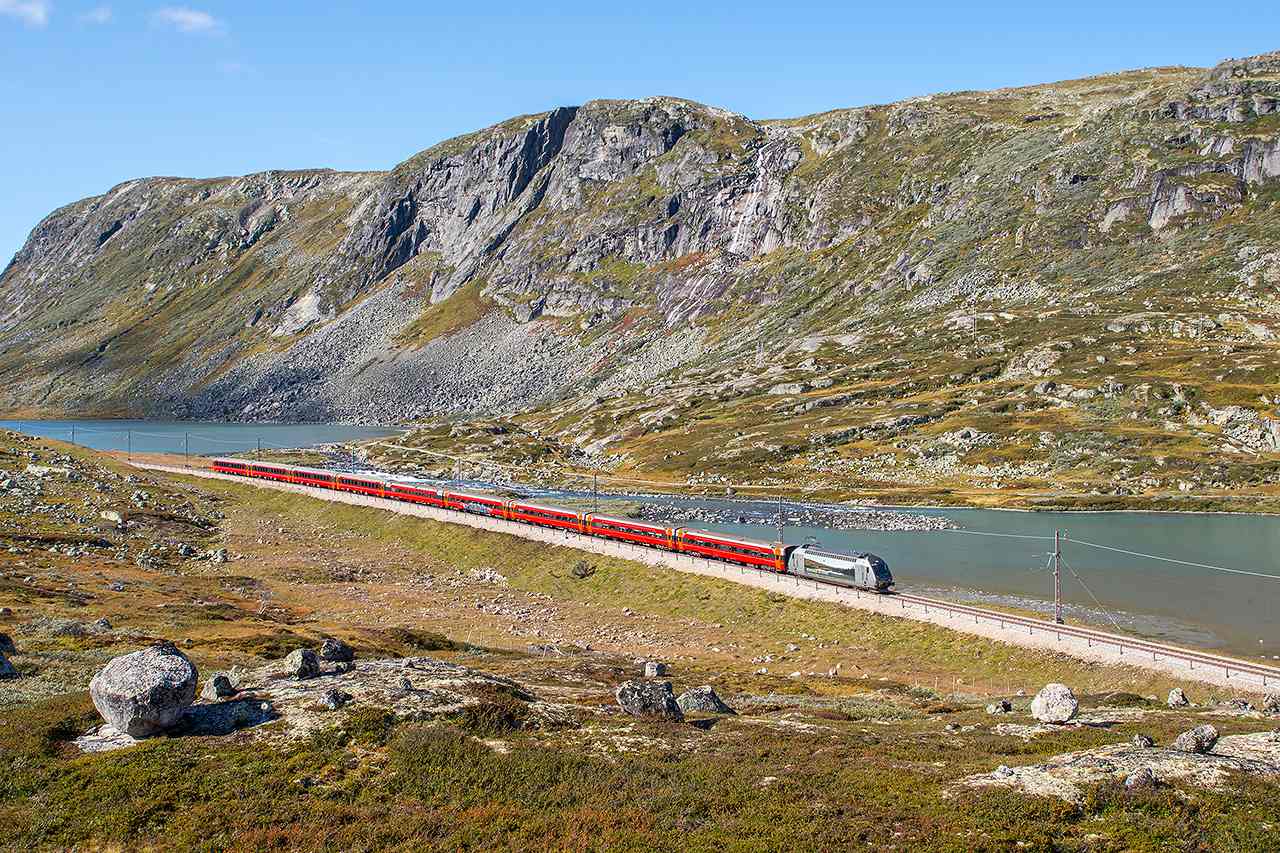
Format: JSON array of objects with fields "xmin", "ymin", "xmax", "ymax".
[{"xmin": 211, "ymin": 458, "xmax": 894, "ymax": 591}]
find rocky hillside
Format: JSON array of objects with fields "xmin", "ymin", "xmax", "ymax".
[{"xmin": 4, "ymin": 51, "xmax": 1280, "ymax": 502}]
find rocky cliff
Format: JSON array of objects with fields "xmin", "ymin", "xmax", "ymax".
[{"xmin": 4, "ymin": 52, "xmax": 1280, "ymax": 500}]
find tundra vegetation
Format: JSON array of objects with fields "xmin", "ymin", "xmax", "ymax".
[{"xmin": 3, "ymin": 430, "xmax": 1280, "ymax": 850}]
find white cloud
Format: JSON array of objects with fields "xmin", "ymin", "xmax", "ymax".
[
  {"xmin": 80, "ymin": 4, "xmax": 110, "ymax": 23},
  {"xmin": 153, "ymin": 6, "xmax": 222, "ymax": 34},
  {"xmin": 0, "ymin": 0, "xmax": 51, "ymax": 27}
]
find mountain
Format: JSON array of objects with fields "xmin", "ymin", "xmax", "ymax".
[{"xmin": 4, "ymin": 52, "xmax": 1280, "ymax": 504}]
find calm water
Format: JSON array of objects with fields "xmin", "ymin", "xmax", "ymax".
[
  {"xmin": 5, "ymin": 419, "xmax": 1276, "ymax": 657},
  {"xmin": 0, "ymin": 419, "xmax": 399, "ymax": 457}
]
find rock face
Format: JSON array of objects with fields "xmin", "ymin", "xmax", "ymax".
[
  {"xmin": 676, "ymin": 685, "xmax": 735, "ymax": 715},
  {"xmin": 1172, "ymin": 724, "xmax": 1220, "ymax": 754},
  {"xmin": 88, "ymin": 642, "xmax": 199, "ymax": 737},
  {"xmin": 1030, "ymin": 684, "xmax": 1078, "ymax": 723},
  {"xmin": 319, "ymin": 638, "xmax": 355, "ymax": 664},
  {"xmin": 615, "ymin": 680, "xmax": 684, "ymax": 721},
  {"xmin": 1168, "ymin": 688, "xmax": 1190, "ymax": 708}
]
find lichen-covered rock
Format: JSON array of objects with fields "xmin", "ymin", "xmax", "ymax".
[
  {"xmin": 88, "ymin": 642, "xmax": 199, "ymax": 737},
  {"xmin": 319, "ymin": 637, "xmax": 355, "ymax": 663},
  {"xmin": 1168, "ymin": 687, "xmax": 1190, "ymax": 708},
  {"xmin": 1132, "ymin": 734, "xmax": 1155, "ymax": 748},
  {"xmin": 1124, "ymin": 767, "xmax": 1158, "ymax": 789},
  {"xmin": 201, "ymin": 673, "xmax": 237, "ymax": 701},
  {"xmin": 321, "ymin": 688, "xmax": 353, "ymax": 711},
  {"xmin": 643, "ymin": 661, "xmax": 668, "ymax": 678},
  {"xmin": 279, "ymin": 648, "xmax": 320, "ymax": 679},
  {"xmin": 1172, "ymin": 724, "xmax": 1219, "ymax": 754},
  {"xmin": 616, "ymin": 680, "xmax": 683, "ymax": 721},
  {"xmin": 986, "ymin": 700, "xmax": 1013, "ymax": 715},
  {"xmin": 1264, "ymin": 692, "xmax": 1280, "ymax": 714},
  {"xmin": 676, "ymin": 685, "xmax": 735, "ymax": 715},
  {"xmin": 1031, "ymin": 683, "xmax": 1078, "ymax": 723}
]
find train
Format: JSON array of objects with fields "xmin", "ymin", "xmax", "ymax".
[{"xmin": 210, "ymin": 457, "xmax": 894, "ymax": 592}]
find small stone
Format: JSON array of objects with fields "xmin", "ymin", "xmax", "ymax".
[
  {"xmin": 108, "ymin": 581, "xmax": 126, "ymax": 592},
  {"xmin": 615, "ymin": 680, "xmax": 683, "ymax": 721},
  {"xmin": 1224, "ymin": 697, "xmax": 1254, "ymax": 712},
  {"xmin": 1171, "ymin": 724, "xmax": 1219, "ymax": 754},
  {"xmin": 1131, "ymin": 734, "xmax": 1155, "ymax": 748},
  {"xmin": 1167, "ymin": 687, "xmax": 1190, "ymax": 708},
  {"xmin": 1031, "ymin": 683, "xmax": 1078, "ymax": 723},
  {"xmin": 200, "ymin": 674, "xmax": 237, "ymax": 701},
  {"xmin": 1124, "ymin": 767, "xmax": 1157, "ymax": 789},
  {"xmin": 399, "ymin": 677, "xmax": 414, "ymax": 691},
  {"xmin": 676, "ymin": 685, "xmax": 735, "ymax": 715},
  {"xmin": 643, "ymin": 661, "xmax": 667, "ymax": 678},
  {"xmin": 89, "ymin": 617, "xmax": 113, "ymax": 633},
  {"xmin": 986, "ymin": 700, "xmax": 1013, "ymax": 715},
  {"xmin": 319, "ymin": 637, "xmax": 355, "ymax": 663},
  {"xmin": 321, "ymin": 688, "xmax": 352, "ymax": 711},
  {"xmin": 282, "ymin": 649, "xmax": 320, "ymax": 679}
]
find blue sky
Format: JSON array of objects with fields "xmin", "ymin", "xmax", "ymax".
[{"xmin": 1, "ymin": 2, "xmax": 1276, "ymax": 263}]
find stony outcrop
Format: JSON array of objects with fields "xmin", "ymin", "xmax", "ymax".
[
  {"xmin": 615, "ymin": 680, "xmax": 684, "ymax": 721},
  {"xmin": 1030, "ymin": 683, "xmax": 1078, "ymax": 723},
  {"xmin": 319, "ymin": 637, "xmax": 355, "ymax": 664},
  {"xmin": 1172, "ymin": 724, "xmax": 1219, "ymax": 754},
  {"xmin": 676, "ymin": 685, "xmax": 735, "ymax": 715},
  {"xmin": 1168, "ymin": 687, "xmax": 1190, "ymax": 708},
  {"xmin": 280, "ymin": 648, "xmax": 320, "ymax": 679},
  {"xmin": 88, "ymin": 642, "xmax": 199, "ymax": 737}
]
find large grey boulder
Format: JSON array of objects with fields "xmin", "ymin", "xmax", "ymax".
[
  {"xmin": 1171, "ymin": 724, "xmax": 1219, "ymax": 754},
  {"xmin": 89, "ymin": 642, "xmax": 199, "ymax": 737},
  {"xmin": 676, "ymin": 685, "xmax": 735, "ymax": 715},
  {"xmin": 1167, "ymin": 687, "xmax": 1190, "ymax": 708},
  {"xmin": 1030, "ymin": 683, "xmax": 1078, "ymax": 723},
  {"xmin": 616, "ymin": 680, "xmax": 683, "ymax": 721}
]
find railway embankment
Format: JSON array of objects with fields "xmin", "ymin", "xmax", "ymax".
[{"xmin": 137, "ymin": 461, "xmax": 1280, "ymax": 692}]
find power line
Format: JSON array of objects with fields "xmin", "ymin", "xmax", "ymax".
[{"xmin": 1069, "ymin": 537, "xmax": 1280, "ymax": 582}]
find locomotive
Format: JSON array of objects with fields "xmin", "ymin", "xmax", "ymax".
[{"xmin": 210, "ymin": 458, "xmax": 894, "ymax": 592}]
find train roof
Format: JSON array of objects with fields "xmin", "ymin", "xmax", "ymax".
[
  {"xmin": 681, "ymin": 528, "xmax": 775, "ymax": 549},
  {"xmin": 512, "ymin": 500, "xmax": 579, "ymax": 514},
  {"xmin": 589, "ymin": 514, "xmax": 667, "ymax": 531}
]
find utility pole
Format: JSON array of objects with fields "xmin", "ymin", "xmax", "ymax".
[
  {"xmin": 70, "ymin": 426, "xmax": 75, "ymax": 446},
  {"xmin": 127, "ymin": 429, "xmax": 132, "ymax": 463},
  {"xmin": 593, "ymin": 472, "xmax": 598, "ymax": 514},
  {"xmin": 184, "ymin": 433, "xmax": 189, "ymax": 467},
  {"xmin": 1053, "ymin": 529, "xmax": 1064, "ymax": 625},
  {"xmin": 777, "ymin": 495, "xmax": 784, "ymax": 543},
  {"xmin": 256, "ymin": 438, "xmax": 261, "ymax": 460}
]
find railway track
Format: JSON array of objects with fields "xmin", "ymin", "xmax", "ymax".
[{"xmin": 892, "ymin": 591, "xmax": 1280, "ymax": 686}]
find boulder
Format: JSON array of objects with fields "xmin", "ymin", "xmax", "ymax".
[
  {"xmin": 281, "ymin": 649, "xmax": 320, "ymax": 679},
  {"xmin": 986, "ymin": 700, "xmax": 1013, "ymax": 715},
  {"xmin": 0, "ymin": 651, "xmax": 17, "ymax": 680},
  {"xmin": 643, "ymin": 661, "xmax": 668, "ymax": 678},
  {"xmin": 1171, "ymin": 724, "xmax": 1219, "ymax": 754},
  {"xmin": 0, "ymin": 632, "xmax": 14, "ymax": 654},
  {"xmin": 676, "ymin": 685, "xmax": 735, "ymax": 715},
  {"xmin": 1131, "ymin": 733, "xmax": 1155, "ymax": 748},
  {"xmin": 1030, "ymin": 683, "xmax": 1078, "ymax": 723},
  {"xmin": 1263, "ymin": 692, "xmax": 1280, "ymax": 714},
  {"xmin": 1167, "ymin": 687, "xmax": 1190, "ymax": 707},
  {"xmin": 1124, "ymin": 767, "xmax": 1158, "ymax": 789},
  {"xmin": 321, "ymin": 688, "xmax": 353, "ymax": 711},
  {"xmin": 200, "ymin": 673, "xmax": 237, "ymax": 701},
  {"xmin": 319, "ymin": 637, "xmax": 355, "ymax": 663},
  {"xmin": 88, "ymin": 642, "xmax": 199, "ymax": 737},
  {"xmin": 615, "ymin": 680, "xmax": 684, "ymax": 721}
]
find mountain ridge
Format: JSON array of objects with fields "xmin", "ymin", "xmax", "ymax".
[{"xmin": 4, "ymin": 51, "xmax": 1280, "ymax": 503}]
